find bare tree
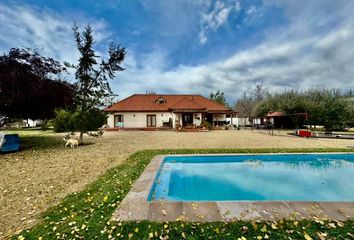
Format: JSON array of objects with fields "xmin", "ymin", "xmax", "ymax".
[{"xmin": 234, "ymin": 83, "xmax": 269, "ymax": 119}]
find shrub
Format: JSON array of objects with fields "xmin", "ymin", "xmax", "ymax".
[
  {"xmin": 52, "ymin": 108, "xmax": 107, "ymax": 133},
  {"xmin": 52, "ymin": 109, "xmax": 75, "ymax": 132},
  {"xmin": 201, "ymin": 121, "xmax": 212, "ymax": 130}
]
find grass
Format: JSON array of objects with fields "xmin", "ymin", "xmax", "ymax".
[
  {"xmin": 3, "ymin": 128, "xmax": 63, "ymax": 151},
  {"xmin": 13, "ymin": 148, "xmax": 354, "ymax": 240}
]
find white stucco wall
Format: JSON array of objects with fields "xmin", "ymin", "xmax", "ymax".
[
  {"xmin": 107, "ymin": 114, "xmax": 115, "ymax": 127},
  {"xmin": 193, "ymin": 113, "xmax": 202, "ymax": 126},
  {"xmin": 226, "ymin": 117, "xmax": 252, "ymax": 126},
  {"xmin": 107, "ymin": 112, "xmax": 225, "ymax": 128},
  {"xmin": 107, "ymin": 112, "xmax": 174, "ymax": 128}
]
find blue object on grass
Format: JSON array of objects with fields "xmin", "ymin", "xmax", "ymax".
[{"xmin": 0, "ymin": 134, "xmax": 20, "ymax": 153}]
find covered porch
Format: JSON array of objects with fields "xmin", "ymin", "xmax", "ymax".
[
  {"xmin": 173, "ymin": 111, "xmax": 234, "ymax": 130},
  {"xmin": 173, "ymin": 112, "xmax": 203, "ymax": 129}
]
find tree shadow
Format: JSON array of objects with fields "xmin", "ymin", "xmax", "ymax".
[{"xmin": 19, "ymin": 135, "xmax": 64, "ymax": 151}]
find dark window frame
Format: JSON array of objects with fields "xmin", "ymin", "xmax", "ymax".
[
  {"xmin": 114, "ymin": 114, "xmax": 124, "ymax": 127},
  {"xmin": 146, "ymin": 114, "xmax": 156, "ymax": 127}
]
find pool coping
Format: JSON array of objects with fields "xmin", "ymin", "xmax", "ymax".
[{"xmin": 111, "ymin": 153, "xmax": 354, "ymax": 222}]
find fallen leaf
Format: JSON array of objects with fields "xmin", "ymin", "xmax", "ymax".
[
  {"xmin": 242, "ymin": 225, "xmax": 249, "ymax": 233},
  {"xmin": 317, "ymin": 232, "xmax": 327, "ymax": 240},
  {"xmin": 261, "ymin": 225, "xmax": 267, "ymax": 232},
  {"xmin": 304, "ymin": 232, "xmax": 312, "ymax": 240},
  {"xmin": 328, "ymin": 222, "xmax": 336, "ymax": 228},
  {"xmin": 271, "ymin": 223, "xmax": 278, "ymax": 230},
  {"xmin": 336, "ymin": 221, "xmax": 344, "ymax": 227}
]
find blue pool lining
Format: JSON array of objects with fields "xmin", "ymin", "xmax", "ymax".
[{"xmin": 148, "ymin": 153, "xmax": 354, "ymax": 202}]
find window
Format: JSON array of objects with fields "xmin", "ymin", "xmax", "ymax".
[
  {"xmin": 114, "ymin": 115, "xmax": 124, "ymax": 127},
  {"xmin": 146, "ymin": 114, "xmax": 156, "ymax": 127},
  {"xmin": 155, "ymin": 97, "xmax": 166, "ymax": 104}
]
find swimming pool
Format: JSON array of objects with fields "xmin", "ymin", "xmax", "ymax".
[{"xmin": 148, "ymin": 154, "xmax": 354, "ymax": 201}]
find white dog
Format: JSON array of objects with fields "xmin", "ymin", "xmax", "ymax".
[
  {"xmin": 63, "ymin": 134, "xmax": 79, "ymax": 148},
  {"xmin": 63, "ymin": 137, "xmax": 79, "ymax": 148}
]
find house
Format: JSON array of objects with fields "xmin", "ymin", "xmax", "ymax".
[
  {"xmin": 104, "ymin": 94, "xmax": 234, "ymax": 130},
  {"xmin": 1, "ymin": 119, "xmax": 43, "ymax": 129}
]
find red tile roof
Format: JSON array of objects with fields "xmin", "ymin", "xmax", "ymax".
[
  {"xmin": 266, "ymin": 111, "xmax": 286, "ymax": 117},
  {"xmin": 105, "ymin": 94, "xmax": 233, "ymax": 113}
]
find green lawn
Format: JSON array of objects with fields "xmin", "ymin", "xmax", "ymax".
[
  {"xmin": 14, "ymin": 149, "xmax": 354, "ymax": 240},
  {"xmin": 3, "ymin": 128, "xmax": 63, "ymax": 151}
]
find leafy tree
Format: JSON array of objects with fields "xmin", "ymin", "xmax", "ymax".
[
  {"xmin": 0, "ymin": 48, "xmax": 74, "ymax": 127},
  {"xmin": 235, "ymin": 83, "xmax": 269, "ymax": 121},
  {"xmin": 62, "ymin": 24, "xmax": 126, "ymax": 143},
  {"xmin": 253, "ymin": 87, "xmax": 354, "ymax": 131},
  {"xmin": 52, "ymin": 109, "xmax": 76, "ymax": 132},
  {"xmin": 52, "ymin": 109, "xmax": 107, "ymax": 133},
  {"xmin": 209, "ymin": 90, "xmax": 229, "ymax": 106}
]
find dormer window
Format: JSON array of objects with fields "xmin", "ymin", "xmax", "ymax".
[{"xmin": 155, "ymin": 97, "xmax": 167, "ymax": 105}]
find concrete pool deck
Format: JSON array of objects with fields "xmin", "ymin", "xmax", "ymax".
[{"xmin": 111, "ymin": 154, "xmax": 354, "ymax": 222}]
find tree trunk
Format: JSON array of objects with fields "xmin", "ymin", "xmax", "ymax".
[{"xmin": 79, "ymin": 131, "xmax": 84, "ymax": 145}]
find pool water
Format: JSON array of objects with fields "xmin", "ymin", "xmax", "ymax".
[{"xmin": 148, "ymin": 154, "xmax": 354, "ymax": 201}]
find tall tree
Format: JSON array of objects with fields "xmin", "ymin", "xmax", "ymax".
[
  {"xmin": 209, "ymin": 90, "xmax": 229, "ymax": 106},
  {"xmin": 235, "ymin": 83, "xmax": 269, "ymax": 119},
  {"xmin": 67, "ymin": 24, "xmax": 126, "ymax": 143},
  {"xmin": 0, "ymin": 48, "xmax": 74, "ymax": 127}
]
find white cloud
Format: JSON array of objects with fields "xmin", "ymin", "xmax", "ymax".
[
  {"xmin": 199, "ymin": 0, "xmax": 241, "ymax": 44},
  {"xmin": 0, "ymin": 4, "xmax": 110, "ymax": 67},
  {"xmin": 113, "ymin": 0, "xmax": 354, "ymax": 103},
  {"xmin": 2, "ymin": 1, "xmax": 354, "ymax": 105},
  {"xmin": 199, "ymin": 30, "xmax": 208, "ymax": 45}
]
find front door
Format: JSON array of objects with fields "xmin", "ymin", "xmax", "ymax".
[{"xmin": 182, "ymin": 113, "xmax": 193, "ymax": 126}]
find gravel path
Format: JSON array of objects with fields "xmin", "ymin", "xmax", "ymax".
[{"xmin": 0, "ymin": 130, "xmax": 351, "ymax": 238}]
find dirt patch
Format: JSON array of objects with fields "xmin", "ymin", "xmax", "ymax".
[{"xmin": 0, "ymin": 129, "xmax": 351, "ymax": 238}]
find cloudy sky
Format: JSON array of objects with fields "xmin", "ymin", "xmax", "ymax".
[{"xmin": 1, "ymin": 0, "xmax": 354, "ymax": 103}]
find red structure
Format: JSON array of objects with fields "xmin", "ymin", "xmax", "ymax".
[{"xmin": 298, "ymin": 130, "xmax": 312, "ymax": 137}]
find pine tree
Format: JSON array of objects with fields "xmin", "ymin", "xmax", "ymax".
[{"xmin": 68, "ymin": 24, "xmax": 126, "ymax": 143}]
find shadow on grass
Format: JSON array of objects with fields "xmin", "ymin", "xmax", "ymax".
[
  {"xmin": 79, "ymin": 142, "xmax": 95, "ymax": 147},
  {"xmin": 19, "ymin": 134, "xmax": 96, "ymax": 151},
  {"xmin": 19, "ymin": 134, "xmax": 64, "ymax": 151},
  {"xmin": 2, "ymin": 129, "xmax": 98, "ymax": 151}
]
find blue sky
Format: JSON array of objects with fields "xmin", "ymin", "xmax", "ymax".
[{"xmin": 1, "ymin": 0, "xmax": 354, "ymax": 104}]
